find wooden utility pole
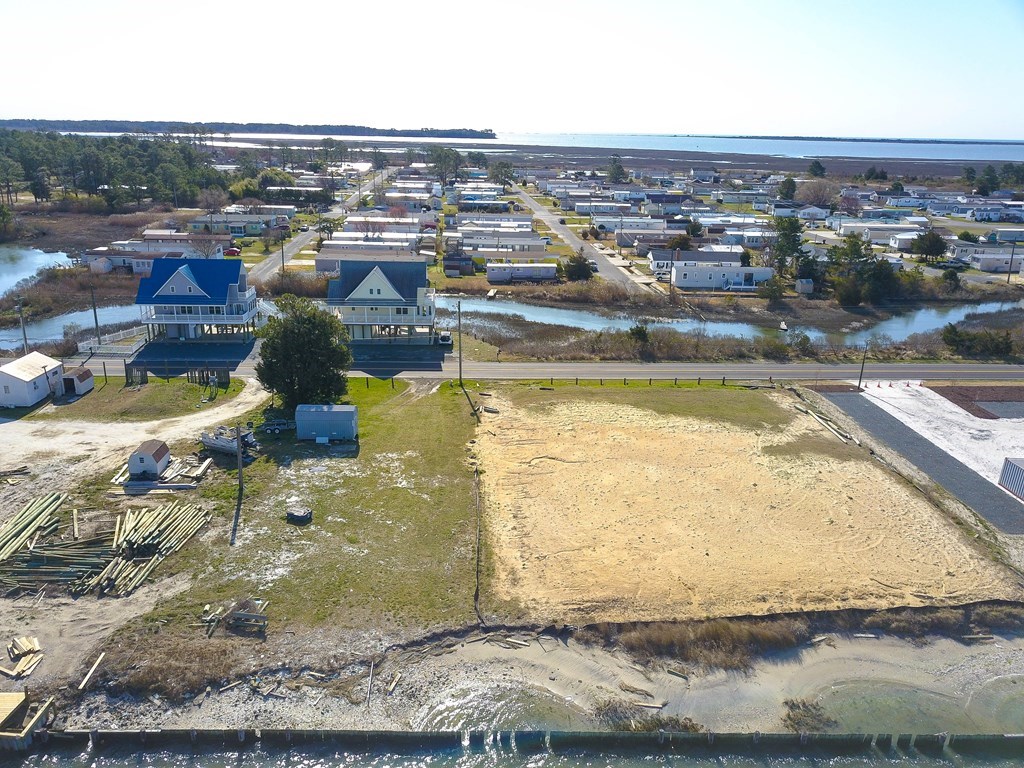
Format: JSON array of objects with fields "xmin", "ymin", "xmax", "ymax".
[
  {"xmin": 457, "ymin": 300, "xmax": 463, "ymax": 386},
  {"xmin": 230, "ymin": 422, "xmax": 244, "ymax": 545}
]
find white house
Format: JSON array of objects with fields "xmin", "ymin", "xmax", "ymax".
[
  {"xmin": 670, "ymin": 263, "xmax": 774, "ymax": 291},
  {"xmin": 486, "ymin": 262, "xmax": 559, "ymax": 283},
  {"xmin": 889, "ymin": 232, "xmax": 922, "ymax": 251},
  {"xmin": 0, "ymin": 352, "xmax": 64, "ymax": 408},
  {"xmin": 797, "ymin": 205, "xmax": 829, "ymax": 221},
  {"xmin": 946, "ymin": 239, "xmax": 1017, "ymax": 260},
  {"xmin": 767, "ymin": 200, "xmax": 800, "ymax": 217},
  {"xmin": 968, "ymin": 253, "xmax": 1023, "ymax": 273},
  {"xmin": 129, "ymin": 440, "xmax": 170, "ymax": 479}
]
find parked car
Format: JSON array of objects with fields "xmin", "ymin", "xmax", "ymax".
[
  {"xmin": 225, "ymin": 247, "xmax": 241, "ymax": 256},
  {"xmin": 438, "ymin": 331, "xmax": 453, "ymax": 345},
  {"xmin": 261, "ymin": 419, "xmax": 296, "ymax": 434},
  {"xmin": 588, "ymin": 259, "xmax": 599, "ymax": 272},
  {"xmin": 935, "ymin": 261, "xmax": 967, "ymax": 271},
  {"xmin": 299, "ymin": 225, "xmax": 310, "ymax": 231},
  {"xmin": 558, "ymin": 218, "xmax": 566, "ymax": 224}
]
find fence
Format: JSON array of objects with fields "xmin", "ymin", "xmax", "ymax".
[{"xmin": 77, "ymin": 326, "xmax": 149, "ymax": 357}]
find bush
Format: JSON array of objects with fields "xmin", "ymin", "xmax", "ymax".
[
  {"xmin": 756, "ymin": 276, "xmax": 785, "ymax": 303},
  {"xmin": 834, "ymin": 278, "xmax": 862, "ymax": 307},
  {"xmin": 862, "ymin": 607, "xmax": 966, "ymax": 637}
]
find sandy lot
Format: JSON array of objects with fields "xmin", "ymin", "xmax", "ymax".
[{"xmin": 476, "ymin": 389, "xmax": 1020, "ymax": 624}]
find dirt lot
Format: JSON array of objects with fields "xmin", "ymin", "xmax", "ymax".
[
  {"xmin": 929, "ymin": 384, "xmax": 1024, "ymax": 419},
  {"xmin": 475, "ymin": 385, "xmax": 1021, "ymax": 624}
]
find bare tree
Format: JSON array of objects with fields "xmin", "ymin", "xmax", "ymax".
[
  {"xmin": 838, "ymin": 195, "xmax": 862, "ymax": 215},
  {"xmin": 796, "ymin": 179, "xmax": 839, "ymax": 208},
  {"xmin": 198, "ymin": 187, "xmax": 228, "ymax": 214}
]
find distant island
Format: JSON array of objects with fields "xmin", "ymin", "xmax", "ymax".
[{"xmin": 0, "ymin": 119, "xmax": 496, "ymax": 140}]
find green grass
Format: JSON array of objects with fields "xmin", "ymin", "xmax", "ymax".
[
  {"xmin": 497, "ymin": 380, "xmax": 794, "ymax": 430},
  {"xmin": 148, "ymin": 378, "xmax": 480, "ymax": 630},
  {"xmin": 30, "ymin": 376, "xmax": 245, "ymax": 422}
]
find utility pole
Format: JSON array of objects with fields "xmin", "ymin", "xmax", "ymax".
[
  {"xmin": 856, "ymin": 342, "xmax": 869, "ymax": 391},
  {"xmin": 457, "ymin": 300, "xmax": 463, "ymax": 387},
  {"xmin": 1008, "ymin": 241, "xmax": 1017, "ymax": 285},
  {"xmin": 15, "ymin": 297, "xmax": 28, "ymax": 355},
  {"xmin": 230, "ymin": 421, "xmax": 244, "ymax": 546},
  {"xmin": 90, "ymin": 285, "xmax": 101, "ymax": 345}
]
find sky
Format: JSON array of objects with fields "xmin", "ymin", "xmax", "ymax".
[{"xmin": 4, "ymin": 0, "xmax": 1023, "ymax": 140}]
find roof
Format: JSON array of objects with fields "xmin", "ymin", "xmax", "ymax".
[
  {"xmin": 64, "ymin": 366, "xmax": 93, "ymax": 383},
  {"xmin": 296, "ymin": 404, "xmax": 357, "ymax": 415},
  {"xmin": 134, "ymin": 439, "xmax": 170, "ymax": 461},
  {"xmin": 136, "ymin": 259, "xmax": 245, "ymax": 306},
  {"xmin": 327, "ymin": 259, "xmax": 427, "ymax": 303},
  {"xmin": 0, "ymin": 352, "xmax": 62, "ymax": 382}
]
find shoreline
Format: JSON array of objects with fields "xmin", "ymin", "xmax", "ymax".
[{"xmin": 59, "ymin": 625, "xmax": 1024, "ymax": 735}]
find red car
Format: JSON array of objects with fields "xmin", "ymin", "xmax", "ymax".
[{"xmin": 225, "ymin": 247, "xmax": 241, "ymax": 256}]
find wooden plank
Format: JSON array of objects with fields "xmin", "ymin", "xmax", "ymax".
[
  {"xmin": 78, "ymin": 652, "xmax": 105, "ymax": 690},
  {"xmin": 72, "ymin": 509, "xmax": 79, "ymax": 540}
]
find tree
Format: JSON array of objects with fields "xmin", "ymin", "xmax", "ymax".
[
  {"xmin": 777, "ymin": 176, "xmax": 797, "ymax": 200},
  {"xmin": 756, "ymin": 276, "xmax": 785, "ymax": 303},
  {"xmin": 428, "ymin": 146, "xmax": 462, "ymax": 185},
  {"xmin": 685, "ymin": 221, "xmax": 703, "ymax": 237},
  {"xmin": 838, "ymin": 195, "xmax": 862, "ymax": 215},
  {"xmin": 564, "ymin": 248, "xmax": 593, "ymax": 281},
  {"xmin": 665, "ymin": 233, "xmax": 692, "ymax": 251},
  {"xmin": 796, "ymin": 179, "xmax": 838, "ymax": 208},
  {"xmin": 29, "ymin": 167, "xmax": 51, "ymax": 202},
  {"xmin": 958, "ymin": 230, "xmax": 980, "ymax": 243},
  {"xmin": 770, "ymin": 216, "xmax": 804, "ymax": 275},
  {"xmin": 607, "ymin": 154, "xmax": 628, "ymax": 184},
  {"xmin": 0, "ymin": 203, "xmax": 13, "ymax": 239},
  {"xmin": 487, "ymin": 161, "xmax": 515, "ymax": 189},
  {"xmin": 0, "ymin": 157, "xmax": 23, "ymax": 205},
  {"xmin": 807, "ymin": 160, "xmax": 826, "ymax": 178},
  {"xmin": 371, "ymin": 146, "xmax": 387, "ymax": 171},
  {"xmin": 977, "ymin": 164, "xmax": 1000, "ymax": 196},
  {"xmin": 466, "ymin": 151, "xmax": 489, "ymax": 168},
  {"xmin": 198, "ymin": 186, "xmax": 228, "ymax": 213},
  {"xmin": 909, "ymin": 231, "xmax": 948, "ymax": 263},
  {"xmin": 255, "ymin": 295, "xmax": 353, "ymax": 411},
  {"xmin": 941, "ymin": 269, "xmax": 961, "ymax": 293},
  {"xmin": 889, "ymin": 180, "xmax": 905, "ymax": 194}
]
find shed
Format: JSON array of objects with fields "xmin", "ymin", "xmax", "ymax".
[
  {"xmin": 0, "ymin": 352, "xmax": 64, "ymax": 408},
  {"xmin": 999, "ymin": 458, "xmax": 1024, "ymax": 503},
  {"xmin": 795, "ymin": 278, "xmax": 815, "ymax": 294},
  {"xmin": 130, "ymin": 439, "xmax": 171, "ymax": 478},
  {"xmin": 62, "ymin": 367, "xmax": 95, "ymax": 397},
  {"xmin": 296, "ymin": 404, "xmax": 358, "ymax": 442}
]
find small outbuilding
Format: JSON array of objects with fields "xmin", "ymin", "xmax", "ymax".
[
  {"xmin": 999, "ymin": 458, "xmax": 1024, "ymax": 503},
  {"xmin": 62, "ymin": 367, "xmax": 95, "ymax": 397},
  {"xmin": 296, "ymin": 404, "xmax": 358, "ymax": 442},
  {"xmin": 0, "ymin": 352, "xmax": 64, "ymax": 408},
  {"xmin": 130, "ymin": 439, "xmax": 171, "ymax": 478}
]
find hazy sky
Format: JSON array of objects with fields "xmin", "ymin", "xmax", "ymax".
[{"xmin": 5, "ymin": 0, "xmax": 1023, "ymax": 140}]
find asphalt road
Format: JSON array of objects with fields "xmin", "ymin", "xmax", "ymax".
[
  {"xmin": 513, "ymin": 185, "xmax": 639, "ymax": 289},
  {"xmin": 65, "ymin": 350, "xmax": 1024, "ymax": 383}
]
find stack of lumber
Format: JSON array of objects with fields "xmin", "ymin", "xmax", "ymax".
[
  {"xmin": 1, "ymin": 636, "xmax": 43, "ymax": 679},
  {"xmin": 0, "ymin": 494, "xmax": 67, "ymax": 563},
  {"xmin": 0, "ymin": 537, "xmax": 113, "ymax": 592},
  {"xmin": 81, "ymin": 502, "xmax": 211, "ymax": 596}
]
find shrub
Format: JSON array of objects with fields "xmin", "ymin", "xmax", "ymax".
[{"xmin": 862, "ymin": 607, "xmax": 965, "ymax": 637}]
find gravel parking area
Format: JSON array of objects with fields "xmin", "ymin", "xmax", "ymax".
[{"xmin": 823, "ymin": 391, "xmax": 1024, "ymax": 534}]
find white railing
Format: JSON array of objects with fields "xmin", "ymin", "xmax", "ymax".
[
  {"xmin": 142, "ymin": 308, "xmax": 259, "ymax": 325},
  {"xmin": 336, "ymin": 306, "xmax": 435, "ymax": 325}
]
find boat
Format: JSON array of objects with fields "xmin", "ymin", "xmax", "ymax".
[
  {"xmin": 779, "ymin": 321, "xmax": 789, "ymax": 332},
  {"xmin": 200, "ymin": 425, "xmax": 259, "ymax": 455}
]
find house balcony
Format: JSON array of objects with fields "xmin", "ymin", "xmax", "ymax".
[
  {"xmin": 335, "ymin": 305, "xmax": 435, "ymax": 326},
  {"xmin": 141, "ymin": 305, "xmax": 259, "ymax": 326}
]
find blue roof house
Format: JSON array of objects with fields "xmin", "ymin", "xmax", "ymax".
[
  {"xmin": 135, "ymin": 259, "xmax": 260, "ymax": 340},
  {"xmin": 326, "ymin": 254, "xmax": 436, "ymax": 343}
]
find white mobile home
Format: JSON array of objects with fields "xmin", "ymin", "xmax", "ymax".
[
  {"xmin": 486, "ymin": 262, "xmax": 558, "ymax": 283},
  {"xmin": 671, "ymin": 263, "xmax": 774, "ymax": 291},
  {"xmin": 0, "ymin": 352, "xmax": 64, "ymax": 408}
]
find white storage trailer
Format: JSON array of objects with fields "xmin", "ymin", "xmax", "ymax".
[
  {"xmin": 296, "ymin": 404, "xmax": 358, "ymax": 442},
  {"xmin": 999, "ymin": 458, "xmax": 1024, "ymax": 503}
]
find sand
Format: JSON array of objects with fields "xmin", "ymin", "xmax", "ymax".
[{"xmin": 475, "ymin": 392, "xmax": 1020, "ymax": 624}]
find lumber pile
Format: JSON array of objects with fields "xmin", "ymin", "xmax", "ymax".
[
  {"xmin": 0, "ymin": 494, "xmax": 67, "ymax": 563},
  {"xmin": 83, "ymin": 502, "xmax": 211, "ymax": 596},
  {"xmin": 795, "ymin": 404, "xmax": 860, "ymax": 445},
  {"xmin": 1, "ymin": 636, "xmax": 43, "ymax": 679},
  {"xmin": 0, "ymin": 537, "xmax": 114, "ymax": 592}
]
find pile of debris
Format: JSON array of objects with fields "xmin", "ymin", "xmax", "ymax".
[
  {"xmin": 110, "ymin": 455, "xmax": 213, "ymax": 493},
  {"xmin": 1, "ymin": 636, "xmax": 43, "ymax": 679},
  {"xmin": 199, "ymin": 598, "xmax": 269, "ymax": 637},
  {"xmin": 0, "ymin": 494, "xmax": 67, "ymax": 562},
  {"xmin": 0, "ymin": 465, "xmax": 30, "ymax": 487},
  {"xmin": 200, "ymin": 425, "xmax": 259, "ymax": 457}
]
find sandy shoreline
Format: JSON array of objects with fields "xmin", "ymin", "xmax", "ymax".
[{"xmin": 63, "ymin": 630, "xmax": 1024, "ymax": 734}]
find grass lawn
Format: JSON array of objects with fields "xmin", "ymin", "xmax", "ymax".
[
  {"xmin": 149, "ymin": 378, "xmax": 479, "ymax": 630},
  {"xmin": 31, "ymin": 376, "xmax": 245, "ymax": 422}
]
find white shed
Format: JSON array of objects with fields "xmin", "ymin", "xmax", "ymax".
[
  {"xmin": 0, "ymin": 352, "xmax": 64, "ymax": 408},
  {"xmin": 296, "ymin": 404, "xmax": 358, "ymax": 442},
  {"xmin": 129, "ymin": 439, "xmax": 171, "ymax": 478},
  {"xmin": 62, "ymin": 367, "xmax": 95, "ymax": 397}
]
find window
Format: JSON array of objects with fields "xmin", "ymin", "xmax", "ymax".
[
  {"xmin": 170, "ymin": 286, "xmax": 176, "ymax": 293},
  {"xmin": 139, "ymin": 457, "xmax": 145, "ymax": 464},
  {"xmin": 2, "ymin": 386, "xmax": 7, "ymax": 394},
  {"xmin": 33, "ymin": 382, "xmax": 38, "ymax": 390},
  {"xmin": 187, "ymin": 286, "xmax": 193, "ymax": 293}
]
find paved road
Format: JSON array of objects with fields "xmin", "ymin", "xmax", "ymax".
[
  {"xmin": 66, "ymin": 350, "xmax": 1024, "ymax": 383},
  {"xmin": 513, "ymin": 185, "xmax": 640, "ymax": 289},
  {"xmin": 824, "ymin": 392, "xmax": 1024, "ymax": 534}
]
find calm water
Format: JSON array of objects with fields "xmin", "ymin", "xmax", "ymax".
[
  {"xmin": 436, "ymin": 296, "xmax": 1024, "ymax": 346},
  {"xmin": 74, "ymin": 132, "xmax": 1024, "ymax": 162},
  {"xmin": 0, "ymin": 245, "xmax": 69, "ymax": 296},
  {"xmin": 12, "ymin": 742, "xmax": 1024, "ymax": 768},
  {"xmin": 0, "ymin": 304, "xmax": 143, "ymax": 346}
]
